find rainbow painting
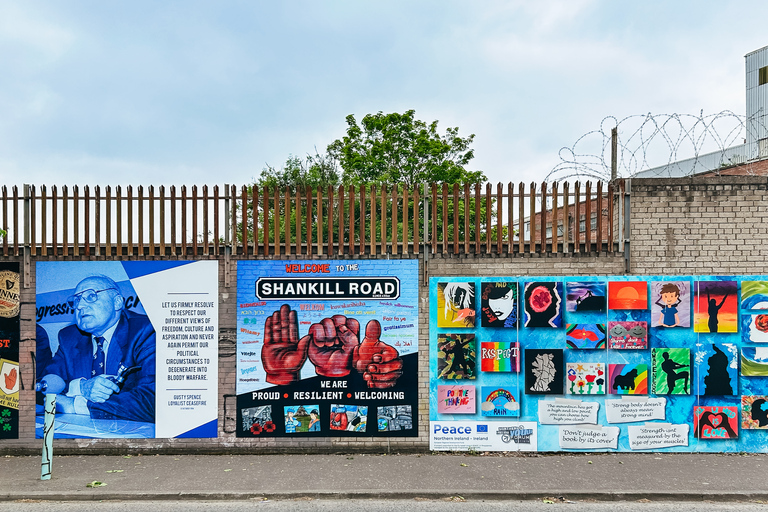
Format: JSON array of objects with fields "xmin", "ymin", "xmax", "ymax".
[
  {"xmin": 608, "ymin": 363, "xmax": 648, "ymax": 394},
  {"xmin": 480, "ymin": 342, "xmax": 520, "ymax": 372},
  {"xmin": 480, "ymin": 386, "xmax": 520, "ymax": 417}
]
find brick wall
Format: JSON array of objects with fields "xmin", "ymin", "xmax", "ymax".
[
  {"xmin": 630, "ymin": 176, "xmax": 768, "ymax": 275},
  {"xmin": 3, "ymin": 175, "xmax": 766, "ymax": 454}
]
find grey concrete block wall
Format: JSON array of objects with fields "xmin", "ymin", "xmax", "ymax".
[{"xmin": 3, "ymin": 175, "xmax": 767, "ymax": 453}]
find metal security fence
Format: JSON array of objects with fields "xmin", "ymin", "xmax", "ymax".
[{"xmin": 0, "ymin": 181, "xmax": 626, "ymax": 258}]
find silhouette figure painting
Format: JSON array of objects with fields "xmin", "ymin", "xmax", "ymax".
[
  {"xmin": 696, "ymin": 343, "xmax": 737, "ymax": 396},
  {"xmin": 651, "ymin": 281, "xmax": 691, "ymax": 328},
  {"xmin": 523, "ymin": 282, "xmax": 563, "ymax": 328},
  {"xmin": 694, "ymin": 406, "xmax": 738, "ymax": 439},
  {"xmin": 566, "ymin": 281, "xmax": 606, "ymax": 312},
  {"xmin": 741, "ymin": 396, "xmax": 768, "ymax": 429},
  {"xmin": 437, "ymin": 334, "xmax": 476, "ymax": 379},
  {"xmin": 607, "ymin": 281, "xmax": 648, "ymax": 310},
  {"xmin": 607, "ymin": 321, "xmax": 647, "ymax": 349},
  {"xmin": 524, "ymin": 349, "xmax": 563, "ymax": 394},
  {"xmin": 651, "ymin": 348, "xmax": 690, "ymax": 395},
  {"xmin": 694, "ymin": 280, "xmax": 738, "ymax": 333},
  {"xmin": 608, "ymin": 364, "xmax": 648, "ymax": 395}
]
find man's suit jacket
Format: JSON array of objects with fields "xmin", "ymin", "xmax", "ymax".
[{"xmin": 47, "ymin": 310, "xmax": 156, "ymax": 423}]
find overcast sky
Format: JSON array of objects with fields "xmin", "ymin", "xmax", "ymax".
[{"xmin": 1, "ymin": 1, "xmax": 766, "ymax": 189}]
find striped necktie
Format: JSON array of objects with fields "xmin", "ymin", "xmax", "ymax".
[{"xmin": 92, "ymin": 336, "xmax": 105, "ymax": 377}]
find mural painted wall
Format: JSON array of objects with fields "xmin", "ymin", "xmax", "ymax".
[
  {"xmin": 430, "ymin": 275, "xmax": 768, "ymax": 452},
  {"xmin": 35, "ymin": 261, "xmax": 219, "ymax": 439},
  {"xmin": 236, "ymin": 260, "xmax": 418, "ymax": 437},
  {"xmin": 0, "ymin": 263, "xmax": 20, "ymax": 439}
]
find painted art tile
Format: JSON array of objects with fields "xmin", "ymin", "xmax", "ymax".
[
  {"xmin": 241, "ymin": 405, "xmax": 275, "ymax": 436},
  {"xmin": 694, "ymin": 405, "xmax": 739, "ymax": 439},
  {"xmin": 480, "ymin": 342, "xmax": 520, "ymax": 372},
  {"xmin": 741, "ymin": 395, "xmax": 768, "ymax": 429},
  {"xmin": 283, "ymin": 404, "xmax": 320, "ymax": 434},
  {"xmin": 376, "ymin": 405, "xmax": 413, "ymax": 432},
  {"xmin": 607, "ymin": 281, "xmax": 648, "ymax": 310},
  {"xmin": 480, "ymin": 281, "xmax": 517, "ymax": 328},
  {"xmin": 742, "ymin": 314, "xmax": 768, "ymax": 343},
  {"xmin": 523, "ymin": 282, "xmax": 563, "ymax": 328},
  {"xmin": 741, "ymin": 281, "xmax": 768, "ymax": 310},
  {"xmin": 651, "ymin": 348, "xmax": 691, "ymax": 395},
  {"xmin": 524, "ymin": 349, "xmax": 564, "ymax": 395},
  {"xmin": 565, "ymin": 323, "xmax": 606, "ymax": 349},
  {"xmin": 329, "ymin": 405, "xmax": 368, "ymax": 432},
  {"xmin": 650, "ymin": 281, "xmax": 691, "ymax": 328},
  {"xmin": 694, "ymin": 280, "xmax": 738, "ymax": 333},
  {"xmin": 566, "ymin": 363, "xmax": 606, "ymax": 395},
  {"xmin": 480, "ymin": 385, "xmax": 520, "ymax": 417},
  {"xmin": 695, "ymin": 343, "xmax": 738, "ymax": 396},
  {"xmin": 608, "ymin": 364, "xmax": 649, "ymax": 395},
  {"xmin": 607, "ymin": 321, "xmax": 648, "ymax": 349},
  {"xmin": 566, "ymin": 281, "xmax": 606, "ymax": 312},
  {"xmin": 437, "ymin": 334, "xmax": 476, "ymax": 379},
  {"xmin": 437, "ymin": 385, "xmax": 476, "ymax": 414},
  {"xmin": 436, "ymin": 281, "xmax": 476, "ymax": 328},
  {"xmin": 741, "ymin": 347, "xmax": 768, "ymax": 377}
]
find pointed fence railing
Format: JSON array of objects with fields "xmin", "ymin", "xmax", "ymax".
[{"xmin": 0, "ymin": 181, "xmax": 626, "ymax": 258}]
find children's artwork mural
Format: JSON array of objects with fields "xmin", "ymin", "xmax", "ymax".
[
  {"xmin": 523, "ymin": 282, "xmax": 563, "ymax": 328},
  {"xmin": 652, "ymin": 348, "xmax": 691, "ymax": 395},
  {"xmin": 695, "ymin": 343, "xmax": 738, "ymax": 396},
  {"xmin": 694, "ymin": 280, "xmax": 738, "ymax": 333},
  {"xmin": 741, "ymin": 395, "xmax": 768, "ymax": 429},
  {"xmin": 607, "ymin": 321, "xmax": 648, "ymax": 349},
  {"xmin": 694, "ymin": 405, "xmax": 739, "ymax": 439},
  {"xmin": 608, "ymin": 364, "xmax": 648, "ymax": 395},
  {"xmin": 565, "ymin": 324, "xmax": 606, "ymax": 349},
  {"xmin": 566, "ymin": 363, "xmax": 606, "ymax": 395},
  {"xmin": 524, "ymin": 349, "xmax": 563, "ymax": 394},
  {"xmin": 429, "ymin": 275, "xmax": 768, "ymax": 453},
  {"xmin": 330, "ymin": 405, "xmax": 367, "ymax": 432},
  {"xmin": 236, "ymin": 260, "xmax": 418, "ymax": 438},
  {"xmin": 566, "ymin": 281, "xmax": 606, "ymax": 312},
  {"xmin": 437, "ymin": 334, "xmax": 476, "ymax": 379},
  {"xmin": 480, "ymin": 281, "xmax": 517, "ymax": 328},
  {"xmin": 437, "ymin": 385, "xmax": 476, "ymax": 414},
  {"xmin": 608, "ymin": 281, "xmax": 648, "ymax": 310},
  {"xmin": 480, "ymin": 386, "xmax": 520, "ymax": 417},
  {"xmin": 742, "ymin": 314, "xmax": 768, "ymax": 343},
  {"xmin": 651, "ymin": 281, "xmax": 691, "ymax": 328},
  {"xmin": 480, "ymin": 342, "xmax": 520, "ymax": 372},
  {"xmin": 437, "ymin": 282, "xmax": 476, "ymax": 328},
  {"xmin": 741, "ymin": 347, "xmax": 768, "ymax": 376},
  {"xmin": 741, "ymin": 281, "xmax": 768, "ymax": 310}
]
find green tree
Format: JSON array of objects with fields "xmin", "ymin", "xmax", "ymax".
[{"xmin": 328, "ymin": 110, "xmax": 485, "ymax": 188}]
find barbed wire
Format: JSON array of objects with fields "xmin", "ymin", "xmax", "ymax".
[{"xmin": 547, "ymin": 111, "xmax": 765, "ymax": 181}]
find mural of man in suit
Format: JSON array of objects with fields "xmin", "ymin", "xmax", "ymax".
[{"xmin": 41, "ymin": 275, "xmax": 155, "ymax": 423}]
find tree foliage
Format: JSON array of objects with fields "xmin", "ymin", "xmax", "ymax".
[{"xmin": 328, "ymin": 110, "xmax": 485, "ymax": 188}]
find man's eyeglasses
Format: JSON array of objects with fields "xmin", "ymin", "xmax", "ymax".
[{"xmin": 67, "ymin": 288, "xmax": 117, "ymax": 308}]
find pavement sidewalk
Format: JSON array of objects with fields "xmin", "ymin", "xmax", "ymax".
[{"xmin": 0, "ymin": 452, "xmax": 766, "ymax": 502}]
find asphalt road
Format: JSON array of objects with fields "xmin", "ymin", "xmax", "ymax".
[{"xmin": 2, "ymin": 500, "xmax": 768, "ymax": 512}]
